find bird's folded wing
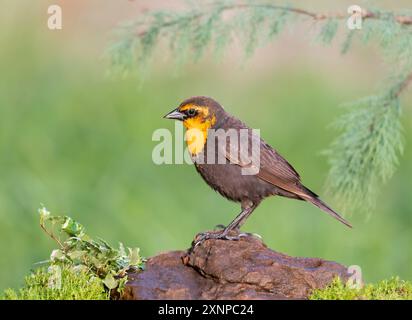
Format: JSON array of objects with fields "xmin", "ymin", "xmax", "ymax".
[{"xmin": 221, "ymin": 128, "xmax": 311, "ymax": 198}]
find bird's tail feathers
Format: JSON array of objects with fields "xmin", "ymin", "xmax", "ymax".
[{"xmin": 300, "ymin": 186, "xmax": 352, "ymax": 228}]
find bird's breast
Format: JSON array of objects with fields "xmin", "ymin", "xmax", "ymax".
[
  {"xmin": 185, "ymin": 127, "xmax": 207, "ymax": 156},
  {"xmin": 183, "ymin": 116, "xmax": 216, "ymax": 156}
]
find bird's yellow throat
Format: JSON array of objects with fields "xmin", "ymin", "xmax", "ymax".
[{"xmin": 183, "ymin": 112, "xmax": 216, "ymax": 156}]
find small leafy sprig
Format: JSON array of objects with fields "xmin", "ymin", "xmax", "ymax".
[{"xmin": 38, "ymin": 206, "xmax": 145, "ymax": 292}]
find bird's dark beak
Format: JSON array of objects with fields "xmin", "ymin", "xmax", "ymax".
[{"xmin": 164, "ymin": 108, "xmax": 186, "ymax": 121}]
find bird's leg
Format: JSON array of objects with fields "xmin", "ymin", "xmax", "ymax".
[
  {"xmin": 225, "ymin": 200, "xmax": 258, "ymax": 232},
  {"xmin": 190, "ymin": 201, "xmax": 259, "ymax": 252}
]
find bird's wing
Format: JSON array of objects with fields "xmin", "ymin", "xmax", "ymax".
[
  {"xmin": 217, "ymin": 126, "xmax": 352, "ymax": 227},
  {"xmin": 219, "ymin": 127, "xmax": 312, "ymax": 198}
]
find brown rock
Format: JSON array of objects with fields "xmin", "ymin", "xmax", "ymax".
[{"xmin": 122, "ymin": 232, "xmax": 350, "ymax": 300}]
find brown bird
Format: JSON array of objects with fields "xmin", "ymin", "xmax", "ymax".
[{"xmin": 164, "ymin": 96, "xmax": 351, "ymax": 248}]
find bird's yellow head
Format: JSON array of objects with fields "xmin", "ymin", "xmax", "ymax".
[{"xmin": 164, "ymin": 96, "xmax": 221, "ymax": 155}]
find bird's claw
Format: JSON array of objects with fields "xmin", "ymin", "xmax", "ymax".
[{"xmin": 188, "ymin": 230, "xmax": 249, "ymax": 254}]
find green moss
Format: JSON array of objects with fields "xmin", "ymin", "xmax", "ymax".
[
  {"xmin": 3, "ymin": 266, "xmax": 109, "ymax": 300},
  {"xmin": 310, "ymin": 277, "xmax": 412, "ymax": 300}
]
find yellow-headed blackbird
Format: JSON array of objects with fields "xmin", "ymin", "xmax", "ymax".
[{"xmin": 164, "ymin": 96, "xmax": 351, "ymax": 247}]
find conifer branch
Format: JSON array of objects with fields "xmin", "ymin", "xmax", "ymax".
[
  {"xmin": 391, "ymin": 71, "xmax": 412, "ymax": 98},
  {"xmin": 134, "ymin": 4, "xmax": 412, "ymax": 37}
]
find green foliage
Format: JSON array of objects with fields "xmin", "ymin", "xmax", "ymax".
[
  {"xmin": 38, "ymin": 207, "xmax": 145, "ymax": 292},
  {"xmin": 310, "ymin": 277, "xmax": 412, "ymax": 300},
  {"xmin": 323, "ymin": 8, "xmax": 412, "ymax": 212},
  {"xmin": 108, "ymin": 1, "xmax": 298, "ymax": 72},
  {"xmin": 318, "ymin": 19, "xmax": 339, "ymax": 45},
  {"xmin": 2, "ymin": 207, "xmax": 146, "ymax": 299},
  {"xmin": 3, "ymin": 207, "xmax": 145, "ymax": 299},
  {"xmin": 109, "ymin": 2, "xmax": 412, "ymax": 75},
  {"xmin": 3, "ymin": 266, "xmax": 108, "ymax": 300},
  {"xmin": 325, "ymin": 94, "xmax": 404, "ymax": 213},
  {"xmin": 108, "ymin": 1, "xmax": 412, "ymax": 213}
]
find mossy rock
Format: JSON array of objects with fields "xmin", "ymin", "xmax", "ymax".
[{"xmin": 310, "ymin": 277, "xmax": 412, "ymax": 300}]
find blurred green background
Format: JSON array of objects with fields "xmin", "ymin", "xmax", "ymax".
[{"xmin": 1, "ymin": 0, "xmax": 411, "ymax": 290}]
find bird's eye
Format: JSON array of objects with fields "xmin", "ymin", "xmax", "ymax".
[{"xmin": 187, "ymin": 108, "xmax": 197, "ymax": 117}]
